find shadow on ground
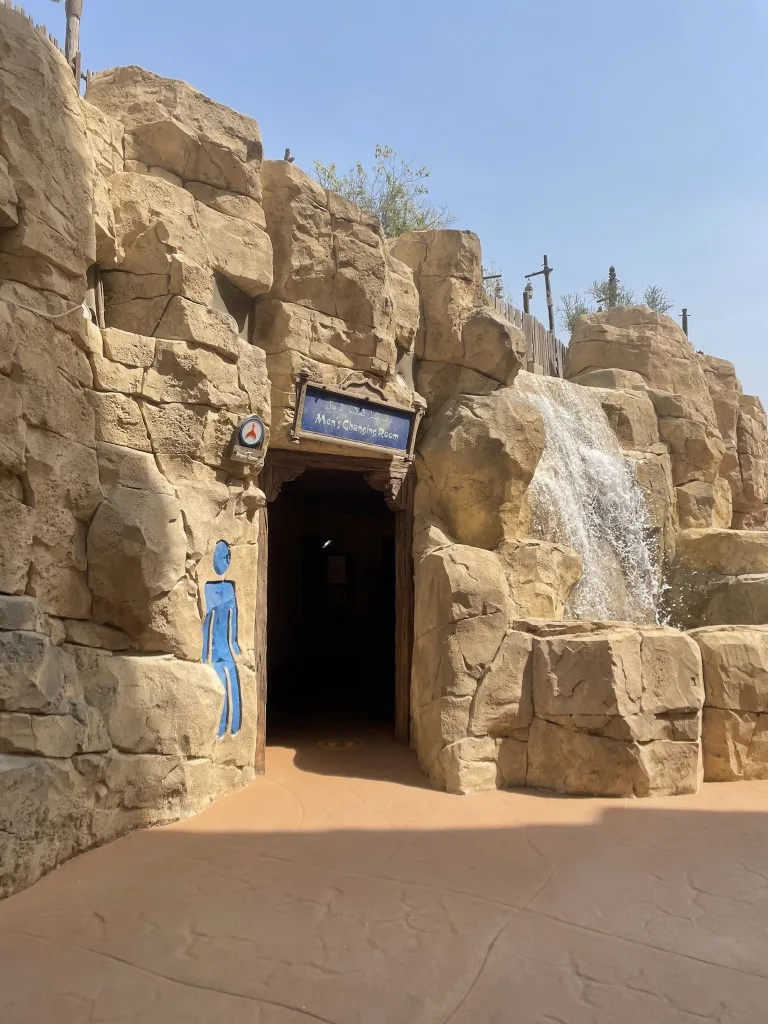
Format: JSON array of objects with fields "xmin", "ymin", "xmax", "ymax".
[{"xmin": 1, "ymin": 742, "xmax": 768, "ymax": 1023}]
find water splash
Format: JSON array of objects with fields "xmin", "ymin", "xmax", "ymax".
[{"xmin": 515, "ymin": 372, "xmax": 659, "ymax": 623}]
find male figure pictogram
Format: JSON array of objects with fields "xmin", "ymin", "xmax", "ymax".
[{"xmin": 201, "ymin": 540, "xmax": 242, "ymax": 737}]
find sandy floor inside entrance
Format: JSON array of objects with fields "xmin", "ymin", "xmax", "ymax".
[{"xmin": 2, "ymin": 733, "xmax": 768, "ymax": 1023}]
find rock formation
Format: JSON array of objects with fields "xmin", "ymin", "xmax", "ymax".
[
  {"xmin": 3, "ymin": 4, "xmax": 768, "ymax": 902},
  {"xmin": 0, "ymin": 14, "xmax": 266, "ymax": 896}
]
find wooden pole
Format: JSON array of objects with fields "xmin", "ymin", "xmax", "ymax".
[
  {"xmin": 542, "ymin": 254, "xmax": 555, "ymax": 333},
  {"xmin": 681, "ymin": 308, "xmax": 689, "ymax": 337},
  {"xmin": 525, "ymin": 255, "xmax": 556, "ymax": 334},
  {"xmin": 64, "ymin": 0, "xmax": 81, "ymax": 67}
]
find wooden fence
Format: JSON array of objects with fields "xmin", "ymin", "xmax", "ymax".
[
  {"xmin": 2, "ymin": 1, "xmax": 67, "ymax": 55},
  {"xmin": 488, "ymin": 295, "xmax": 567, "ymax": 378}
]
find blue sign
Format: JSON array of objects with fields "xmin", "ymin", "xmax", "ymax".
[
  {"xmin": 201, "ymin": 540, "xmax": 242, "ymax": 738},
  {"xmin": 300, "ymin": 386, "xmax": 413, "ymax": 453}
]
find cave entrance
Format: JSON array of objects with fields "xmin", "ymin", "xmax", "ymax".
[{"xmin": 259, "ymin": 451, "xmax": 413, "ymax": 762}]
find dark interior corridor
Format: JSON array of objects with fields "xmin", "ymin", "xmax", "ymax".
[{"xmin": 267, "ymin": 469, "xmax": 396, "ymax": 739}]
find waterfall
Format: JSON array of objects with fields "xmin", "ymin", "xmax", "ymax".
[{"xmin": 514, "ymin": 372, "xmax": 659, "ymax": 623}]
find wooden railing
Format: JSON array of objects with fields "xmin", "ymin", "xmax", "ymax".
[{"xmin": 487, "ymin": 295, "xmax": 566, "ymax": 378}]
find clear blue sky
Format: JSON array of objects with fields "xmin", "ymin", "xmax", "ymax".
[{"xmin": 24, "ymin": 0, "xmax": 768, "ymax": 401}]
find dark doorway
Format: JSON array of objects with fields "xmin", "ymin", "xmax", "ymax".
[{"xmin": 267, "ymin": 468, "xmax": 396, "ymax": 739}]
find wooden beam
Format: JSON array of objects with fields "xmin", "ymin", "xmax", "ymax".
[
  {"xmin": 394, "ymin": 470, "xmax": 415, "ymax": 744},
  {"xmin": 253, "ymin": 505, "xmax": 269, "ymax": 775}
]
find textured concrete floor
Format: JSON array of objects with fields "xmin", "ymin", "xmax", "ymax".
[{"xmin": 2, "ymin": 732, "xmax": 768, "ymax": 1023}]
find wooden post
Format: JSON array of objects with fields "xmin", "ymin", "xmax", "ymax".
[
  {"xmin": 64, "ymin": 0, "xmax": 82, "ymax": 69},
  {"xmin": 394, "ymin": 470, "xmax": 415, "ymax": 744},
  {"xmin": 542, "ymin": 255, "xmax": 555, "ymax": 334},
  {"xmin": 253, "ymin": 504, "xmax": 269, "ymax": 774},
  {"xmin": 523, "ymin": 281, "xmax": 532, "ymax": 314},
  {"xmin": 525, "ymin": 255, "xmax": 556, "ymax": 334},
  {"xmin": 681, "ymin": 308, "xmax": 689, "ymax": 337}
]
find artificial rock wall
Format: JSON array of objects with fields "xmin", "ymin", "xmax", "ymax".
[
  {"xmin": 0, "ymin": 16, "xmax": 269, "ymax": 896},
  {"xmin": 4, "ymin": 3, "xmax": 768, "ymax": 899},
  {"xmin": 0, "ymin": 10, "xmax": 425, "ymax": 898}
]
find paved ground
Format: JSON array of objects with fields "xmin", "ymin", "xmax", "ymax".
[{"xmin": 2, "ymin": 732, "xmax": 768, "ymax": 1023}]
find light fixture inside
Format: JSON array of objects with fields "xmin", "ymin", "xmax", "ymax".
[{"xmin": 321, "ymin": 539, "xmax": 332, "ymax": 549}]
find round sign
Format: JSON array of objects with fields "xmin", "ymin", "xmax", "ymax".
[{"xmin": 238, "ymin": 415, "xmax": 264, "ymax": 449}]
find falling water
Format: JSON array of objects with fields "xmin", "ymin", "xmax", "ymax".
[{"xmin": 514, "ymin": 372, "xmax": 659, "ymax": 623}]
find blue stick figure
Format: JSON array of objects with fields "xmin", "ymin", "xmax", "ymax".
[{"xmin": 201, "ymin": 540, "xmax": 242, "ymax": 738}]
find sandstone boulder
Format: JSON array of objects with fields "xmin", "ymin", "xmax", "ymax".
[
  {"xmin": 261, "ymin": 161, "xmax": 335, "ymax": 312},
  {"xmin": 414, "ymin": 542, "xmax": 508, "ymax": 640},
  {"xmin": 416, "ymin": 389, "xmax": 544, "ymax": 549},
  {"xmin": 86, "ymin": 66, "xmax": 263, "ymax": 198},
  {"xmin": 674, "ymin": 528, "xmax": 768, "ymax": 575},
  {"xmin": 87, "ymin": 485, "xmax": 188, "ymax": 641},
  {"xmin": 390, "ymin": 230, "xmax": 524, "ymax": 391},
  {"xmin": 0, "ymin": 631, "xmax": 64, "ymax": 714},
  {"xmin": 690, "ymin": 626, "xmax": 768, "ymax": 780},
  {"xmin": 86, "ymin": 391, "xmax": 151, "ymax": 451},
  {"xmin": 569, "ymin": 367, "xmax": 647, "ymax": 390},
  {"xmin": 0, "ymin": 154, "xmax": 18, "ymax": 228},
  {"xmin": 436, "ymin": 736, "xmax": 501, "ymax": 795},
  {"xmin": 0, "ymin": 492, "xmax": 33, "ymax": 595},
  {"xmin": 691, "ymin": 626, "xmax": 768, "ymax": 712},
  {"xmin": 254, "ymin": 297, "xmax": 396, "ymax": 379},
  {"xmin": 700, "ymin": 575, "xmax": 768, "ymax": 626},
  {"xmin": 260, "ymin": 160, "xmax": 413, "ymax": 390},
  {"xmin": 143, "ymin": 339, "xmax": 246, "ymax": 408},
  {"xmin": 0, "ymin": 754, "xmax": 96, "ymax": 897},
  {"xmin": 733, "ymin": 395, "xmax": 768, "ymax": 520},
  {"xmin": 23, "ymin": 428, "xmax": 102, "ymax": 619},
  {"xmin": 587, "ymin": 387, "xmax": 659, "ymax": 450},
  {"xmin": 497, "ymin": 539, "xmax": 582, "ymax": 619},
  {"xmin": 648, "ymin": 389, "xmax": 725, "ymax": 488},
  {"xmin": 82, "ymin": 100, "xmax": 124, "ymax": 265},
  {"xmin": 467, "ymin": 630, "xmax": 534, "ymax": 737},
  {"xmin": 697, "ymin": 354, "xmax": 768, "ymax": 523},
  {"xmin": 625, "ymin": 447, "xmax": 676, "ymax": 560},
  {"xmin": 701, "ymin": 709, "xmax": 768, "ymax": 782},
  {"xmin": 0, "ymin": 9, "xmax": 95, "ymax": 300},
  {"xmin": 102, "ymin": 327, "xmax": 156, "ymax": 368},
  {"xmin": 568, "ymin": 307, "xmax": 715, "ymax": 402},
  {"xmin": 0, "ymin": 373, "xmax": 25, "ymax": 479},
  {"xmin": 185, "ymin": 182, "xmax": 266, "ymax": 226},
  {"xmin": 676, "ymin": 479, "xmax": 733, "ymax": 529},
  {"xmin": 194, "ymin": 199, "xmax": 272, "ymax": 297},
  {"xmin": 525, "ymin": 626, "xmax": 703, "ymax": 796},
  {"xmin": 10, "ymin": 306, "xmax": 95, "ymax": 446},
  {"xmin": 102, "ymin": 271, "xmax": 176, "ymax": 335},
  {"xmin": 67, "ymin": 646, "xmax": 224, "ymax": 758},
  {"xmin": 107, "ymin": 171, "xmax": 207, "ymax": 276},
  {"xmin": 666, "ymin": 530, "xmax": 768, "ymax": 629},
  {"xmin": 532, "ymin": 629, "xmax": 644, "ymax": 719},
  {"xmin": 0, "ymin": 595, "xmax": 51, "ymax": 635},
  {"xmin": 411, "ymin": 542, "xmax": 510, "ymax": 782},
  {"xmin": 413, "ymin": 362, "xmax": 500, "ymax": 411},
  {"xmin": 387, "ymin": 252, "xmax": 420, "ymax": 354},
  {"xmin": 698, "ymin": 353, "xmax": 741, "ymax": 441},
  {"xmin": 156, "ymin": 295, "xmax": 239, "ymax": 359},
  {"xmin": 527, "ymin": 718, "xmax": 701, "ymax": 797}
]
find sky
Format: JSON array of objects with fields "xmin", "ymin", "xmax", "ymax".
[{"xmin": 22, "ymin": 0, "xmax": 768, "ymax": 401}]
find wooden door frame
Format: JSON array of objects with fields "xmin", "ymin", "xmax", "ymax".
[{"xmin": 253, "ymin": 448, "xmax": 413, "ymax": 773}]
